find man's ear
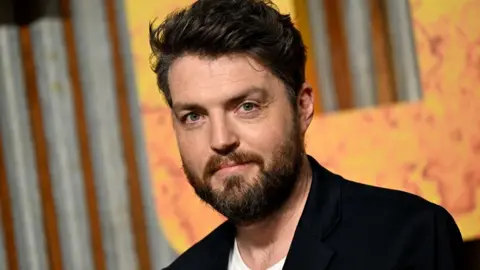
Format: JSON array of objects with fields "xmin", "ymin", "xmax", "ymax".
[{"xmin": 297, "ymin": 83, "xmax": 314, "ymax": 135}]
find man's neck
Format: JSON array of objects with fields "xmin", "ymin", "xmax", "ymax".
[{"xmin": 235, "ymin": 156, "xmax": 312, "ymax": 270}]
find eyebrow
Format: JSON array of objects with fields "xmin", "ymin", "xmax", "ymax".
[{"xmin": 172, "ymin": 86, "xmax": 268, "ymax": 112}]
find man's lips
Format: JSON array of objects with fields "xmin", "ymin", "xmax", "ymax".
[
  {"xmin": 214, "ymin": 162, "xmax": 251, "ymax": 174},
  {"xmin": 218, "ymin": 162, "xmax": 244, "ymax": 169}
]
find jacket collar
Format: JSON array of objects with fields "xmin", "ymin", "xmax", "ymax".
[
  {"xmin": 202, "ymin": 155, "xmax": 342, "ymax": 270},
  {"xmin": 282, "ymin": 155, "xmax": 342, "ymax": 270}
]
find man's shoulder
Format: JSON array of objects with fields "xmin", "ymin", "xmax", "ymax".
[
  {"xmin": 342, "ymin": 177, "xmax": 430, "ymax": 206},
  {"xmin": 312, "ymin": 157, "xmax": 450, "ymax": 221},
  {"xmin": 340, "ymin": 177, "xmax": 455, "ymax": 227},
  {"xmin": 163, "ymin": 221, "xmax": 233, "ymax": 270},
  {"xmin": 335, "ymin": 177, "xmax": 464, "ymax": 267}
]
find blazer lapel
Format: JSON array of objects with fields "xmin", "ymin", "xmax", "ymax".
[
  {"xmin": 195, "ymin": 221, "xmax": 235, "ymax": 270},
  {"xmin": 282, "ymin": 156, "xmax": 342, "ymax": 270},
  {"xmin": 282, "ymin": 223, "xmax": 335, "ymax": 270}
]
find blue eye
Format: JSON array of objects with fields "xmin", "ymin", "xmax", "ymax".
[
  {"xmin": 240, "ymin": 102, "xmax": 257, "ymax": 112},
  {"xmin": 184, "ymin": 113, "xmax": 200, "ymax": 123}
]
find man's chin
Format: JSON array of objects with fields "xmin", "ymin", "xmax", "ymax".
[
  {"xmin": 211, "ymin": 190, "xmax": 248, "ymax": 207},
  {"xmin": 207, "ymin": 195, "xmax": 275, "ymax": 225},
  {"xmin": 212, "ymin": 167, "xmax": 259, "ymax": 184},
  {"xmin": 209, "ymin": 176, "xmax": 257, "ymax": 194}
]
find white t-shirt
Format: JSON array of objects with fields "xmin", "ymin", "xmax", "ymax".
[{"xmin": 228, "ymin": 239, "xmax": 286, "ymax": 270}]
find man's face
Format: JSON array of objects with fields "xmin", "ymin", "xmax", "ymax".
[{"xmin": 168, "ymin": 54, "xmax": 312, "ymax": 224}]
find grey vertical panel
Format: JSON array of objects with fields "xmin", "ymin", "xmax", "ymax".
[
  {"xmin": 0, "ymin": 209, "xmax": 6, "ymax": 270},
  {"xmin": 306, "ymin": 0, "xmax": 338, "ymax": 112},
  {"xmin": 28, "ymin": 0, "xmax": 94, "ymax": 269},
  {"xmin": 385, "ymin": 0, "xmax": 422, "ymax": 101},
  {"xmin": 68, "ymin": 0, "xmax": 139, "ymax": 269},
  {"xmin": 114, "ymin": 0, "xmax": 178, "ymax": 267},
  {"xmin": 0, "ymin": 2, "xmax": 49, "ymax": 270},
  {"xmin": 343, "ymin": 0, "xmax": 377, "ymax": 107}
]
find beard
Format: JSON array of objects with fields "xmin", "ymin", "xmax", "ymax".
[{"xmin": 181, "ymin": 119, "xmax": 305, "ymax": 225}]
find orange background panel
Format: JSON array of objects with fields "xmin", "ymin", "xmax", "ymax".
[{"xmin": 125, "ymin": 0, "xmax": 480, "ymax": 253}]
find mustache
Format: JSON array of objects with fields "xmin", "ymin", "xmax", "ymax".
[{"xmin": 203, "ymin": 151, "xmax": 264, "ymax": 179}]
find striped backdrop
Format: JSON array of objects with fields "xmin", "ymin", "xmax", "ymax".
[{"xmin": 0, "ymin": 0, "xmax": 170, "ymax": 269}]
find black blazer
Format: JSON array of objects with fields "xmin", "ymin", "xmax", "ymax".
[{"xmin": 165, "ymin": 156, "xmax": 464, "ymax": 270}]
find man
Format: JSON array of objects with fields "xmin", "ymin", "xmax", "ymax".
[{"xmin": 149, "ymin": 0, "xmax": 464, "ymax": 269}]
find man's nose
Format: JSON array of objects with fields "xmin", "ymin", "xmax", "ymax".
[{"xmin": 209, "ymin": 116, "xmax": 239, "ymax": 155}]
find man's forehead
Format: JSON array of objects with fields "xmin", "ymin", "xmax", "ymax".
[
  {"xmin": 169, "ymin": 55, "xmax": 279, "ymax": 107},
  {"xmin": 169, "ymin": 54, "xmax": 271, "ymax": 85}
]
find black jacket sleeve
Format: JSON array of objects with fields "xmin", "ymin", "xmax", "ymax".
[
  {"xmin": 432, "ymin": 206, "xmax": 465, "ymax": 270},
  {"xmin": 402, "ymin": 205, "xmax": 465, "ymax": 270}
]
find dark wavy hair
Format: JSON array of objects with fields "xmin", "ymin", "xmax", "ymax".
[{"xmin": 149, "ymin": 0, "xmax": 307, "ymax": 108}]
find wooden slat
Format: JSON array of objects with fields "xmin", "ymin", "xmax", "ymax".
[
  {"xmin": 18, "ymin": 24, "xmax": 63, "ymax": 270},
  {"xmin": 69, "ymin": 1, "xmax": 139, "ymax": 268},
  {"xmin": 370, "ymin": 0, "xmax": 397, "ymax": 104},
  {"xmin": 104, "ymin": 0, "xmax": 153, "ymax": 269},
  {"xmin": 0, "ymin": 135, "xmax": 18, "ymax": 270},
  {"xmin": 293, "ymin": 0, "xmax": 324, "ymax": 114},
  {"xmin": 59, "ymin": 0, "xmax": 107, "ymax": 269},
  {"xmin": 384, "ymin": 0, "xmax": 422, "ymax": 102},
  {"xmin": 323, "ymin": 0, "xmax": 354, "ymax": 110},
  {"xmin": 0, "ymin": 200, "xmax": 7, "ymax": 270}
]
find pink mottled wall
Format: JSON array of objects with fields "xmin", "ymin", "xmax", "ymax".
[{"xmin": 126, "ymin": 0, "xmax": 480, "ymax": 253}]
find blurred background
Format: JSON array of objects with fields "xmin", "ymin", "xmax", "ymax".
[{"xmin": 1, "ymin": 0, "xmax": 479, "ymax": 269}]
